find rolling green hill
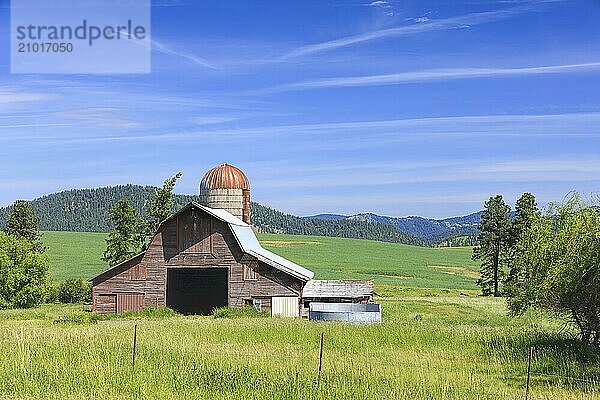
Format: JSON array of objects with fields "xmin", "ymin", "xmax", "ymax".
[
  {"xmin": 1, "ymin": 185, "xmax": 426, "ymax": 246},
  {"xmin": 42, "ymin": 231, "xmax": 478, "ymax": 289}
]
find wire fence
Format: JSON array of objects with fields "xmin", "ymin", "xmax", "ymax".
[{"xmin": 122, "ymin": 324, "xmax": 598, "ymax": 398}]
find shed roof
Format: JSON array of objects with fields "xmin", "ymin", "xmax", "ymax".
[{"xmin": 302, "ymin": 280, "xmax": 373, "ymax": 299}]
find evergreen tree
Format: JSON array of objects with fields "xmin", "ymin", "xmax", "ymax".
[
  {"xmin": 102, "ymin": 199, "xmax": 143, "ymax": 266},
  {"xmin": 145, "ymin": 173, "xmax": 182, "ymax": 236},
  {"xmin": 3, "ymin": 200, "xmax": 45, "ymax": 253},
  {"xmin": 473, "ymin": 195, "xmax": 511, "ymax": 296},
  {"xmin": 505, "ymin": 193, "xmax": 539, "ymax": 285}
]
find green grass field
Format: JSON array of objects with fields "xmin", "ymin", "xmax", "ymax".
[
  {"xmin": 42, "ymin": 231, "xmax": 479, "ymax": 289},
  {"xmin": 0, "ymin": 231, "xmax": 590, "ymax": 399}
]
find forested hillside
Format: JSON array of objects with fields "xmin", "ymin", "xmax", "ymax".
[
  {"xmin": 0, "ymin": 185, "xmax": 426, "ymax": 246},
  {"xmin": 0, "ymin": 185, "xmax": 198, "ymax": 232},
  {"xmin": 252, "ymin": 203, "xmax": 426, "ymax": 246}
]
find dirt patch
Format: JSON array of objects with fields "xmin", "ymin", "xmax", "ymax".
[
  {"xmin": 429, "ymin": 265, "xmax": 480, "ymax": 279},
  {"xmin": 373, "ymin": 274, "xmax": 411, "ymax": 280},
  {"xmin": 260, "ymin": 240, "xmax": 322, "ymax": 247}
]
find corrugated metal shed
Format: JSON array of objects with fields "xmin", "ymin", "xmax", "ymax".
[
  {"xmin": 302, "ymin": 280, "xmax": 373, "ymax": 300},
  {"xmin": 309, "ymin": 302, "xmax": 381, "ymax": 324}
]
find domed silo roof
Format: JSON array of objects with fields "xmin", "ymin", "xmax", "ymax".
[{"xmin": 199, "ymin": 163, "xmax": 250, "ymax": 191}]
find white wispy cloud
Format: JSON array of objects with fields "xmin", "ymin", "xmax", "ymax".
[
  {"xmin": 54, "ymin": 107, "xmax": 141, "ymax": 129},
  {"xmin": 151, "ymin": 39, "xmax": 217, "ymax": 69},
  {"xmin": 281, "ymin": 4, "xmax": 539, "ymax": 59},
  {"xmin": 119, "ymin": 30, "xmax": 216, "ymax": 69},
  {"xmin": 0, "ymin": 88, "xmax": 54, "ymax": 106},
  {"xmin": 3, "ymin": 111, "xmax": 598, "ymax": 145},
  {"xmin": 0, "ymin": 123, "xmax": 69, "ymax": 129},
  {"xmin": 254, "ymin": 158, "xmax": 600, "ymax": 190},
  {"xmin": 367, "ymin": 1, "xmax": 391, "ymax": 8},
  {"xmin": 258, "ymin": 61, "xmax": 600, "ymax": 93}
]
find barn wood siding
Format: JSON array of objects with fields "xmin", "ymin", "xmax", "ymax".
[
  {"xmin": 117, "ymin": 293, "xmax": 145, "ymax": 313},
  {"xmin": 95, "ymin": 294, "xmax": 116, "ymax": 314},
  {"xmin": 92, "ymin": 204, "xmax": 306, "ymax": 314}
]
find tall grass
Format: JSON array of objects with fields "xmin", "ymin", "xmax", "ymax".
[{"xmin": 0, "ymin": 296, "xmax": 597, "ymax": 399}]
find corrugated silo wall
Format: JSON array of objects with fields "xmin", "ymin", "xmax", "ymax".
[{"xmin": 199, "ymin": 188, "xmax": 245, "ymax": 221}]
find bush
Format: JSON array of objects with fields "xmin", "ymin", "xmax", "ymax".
[
  {"xmin": 57, "ymin": 279, "xmax": 91, "ymax": 303},
  {"xmin": 0, "ymin": 233, "xmax": 50, "ymax": 309},
  {"xmin": 44, "ymin": 284, "xmax": 59, "ymax": 303}
]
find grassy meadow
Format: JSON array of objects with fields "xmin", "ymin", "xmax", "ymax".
[
  {"xmin": 42, "ymin": 231, "xmax": 479, "ymax": 288},
  {"xmin": 0, "ymin": 231, "xmax": 589, "ymax": 399}
]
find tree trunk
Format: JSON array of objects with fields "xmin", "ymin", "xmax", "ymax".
[{"xmin": 493, "ymin": 245, "xmax": 499, "ymax": 297}]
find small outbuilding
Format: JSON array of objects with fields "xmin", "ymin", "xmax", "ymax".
[
  {"xmin": 301, "ymin": 280, "xmax": 381, "ymax": 323},
  {"xmin": 302, "ymin": 280, "xmax": 374, "ymax": 306}
]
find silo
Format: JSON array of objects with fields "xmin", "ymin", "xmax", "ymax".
[{"xmin": 198, "ymin": 163, "xmax": 251, "ymax": 224}]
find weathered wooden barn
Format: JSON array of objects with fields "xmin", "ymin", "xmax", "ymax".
[{"xmin": 90, "ymin": 202, "xmax": 314, "ymax": 316}]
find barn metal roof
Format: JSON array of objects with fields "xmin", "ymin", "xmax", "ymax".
[
  {"xmin": 194, "ymin": 203, "xmax": 247, "ymax": 226},
  {"xmin": 230, "ymin": 224, "xmax": 314, "ymax": 282},
  {"xmin": 302, "ymin": 280, "xmax": 373, "ymax": 299}
]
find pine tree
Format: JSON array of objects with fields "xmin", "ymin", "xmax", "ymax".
[
  {"xmin": 102, "ymin": 199, "xmax": 143, "ymax": 266},
  {"xmin": 3, "ymin": 200, "xmax": 45, "ymax": 253},
  {"xmin": 473, "ymin": 195, "xmax": 511, "ymax": 296},
  {"xmin": 145, "ymin": 173, "xmax": 182, "ymax": 236},
  {"xmin": 505, "ymin": 192, "xmax": 540, "ymax": 285},
  {"xmin": 511, "ymin": 193, "xmax": 539, "ymax": 242}
]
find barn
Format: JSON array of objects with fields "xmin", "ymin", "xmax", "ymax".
[{"xmin": 90, "ymin": 164, "xmax": 314, "ymax": 316}]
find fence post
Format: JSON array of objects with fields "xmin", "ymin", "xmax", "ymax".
[
  {"xmin": 132, "ymin": 324, "xmax": 138, "ymax": 371},
  {"xmin": 525, "ymin": 346, "xmax": 534, "ymax": 400},
  {"xmin": 318, "ymin": 332, "xmax": 325, "ymax": 384}
]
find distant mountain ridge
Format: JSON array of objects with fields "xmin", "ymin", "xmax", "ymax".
[
  {"xmin": 0, "ymin": 185, "xmax": 428, "ymax": 246},
  {"xmin": 305, "ymin": 211, "xmax": 482, "ymax": 243}
]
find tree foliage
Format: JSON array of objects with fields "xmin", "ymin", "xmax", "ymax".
[
  {"xmin": 3, "ymin": 200, "xmax": 45, "ymax": 253},
  {"xmin": 506, "ymin": 194, "xmax": 600, "ymax": 346},
  {"xmin": 505, "ymin": 192, "xmax": 539, "ymax": 285},
  {"xmin": 0, "ymin": 232, "xmax": 50, "ymax": 309},
  {"xmin": 146, "ymin": 173, "xmax": 182, "ymax": 235},
  {"xmin": 473, "ymin": 195, "xmax": 512, "ymax": 296},
  {"xmin": 102, "ymin": 199, "xmax": 143, "ymax": 266},
  {"xmin": 57, "ymin": 279, "xmax": 91, "ymax": 303}
]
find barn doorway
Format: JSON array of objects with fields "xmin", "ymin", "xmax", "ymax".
[{"xmin": 166, "ymin": 268, "xmax": 228, "ymax": 315}]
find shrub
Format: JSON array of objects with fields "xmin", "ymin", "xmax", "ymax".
[
  {"xmin": 0, "ymin": 232, "xmax": 50, "ymax": 309},
  {"xmin": 44, "ymin": 284, "xmax": 59, "ymax": 303},
  {"xmin": 57, "ymin": 279, "xmax": 91, "ymax": 303}
]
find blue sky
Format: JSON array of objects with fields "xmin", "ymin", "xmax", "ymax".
[{"xmin": 0, "ymin": 0, "xmax": 599, "ymax": 218}]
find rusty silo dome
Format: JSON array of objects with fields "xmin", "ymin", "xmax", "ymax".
[
  {"xmin": 199, "ymin": 163, "xmax": 251, "ymax": 224},
  {"xmin": 199, "ymin": 163, "xmax": 250, "ymax": 191}
]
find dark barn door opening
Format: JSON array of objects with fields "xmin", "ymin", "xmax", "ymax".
[{"xmin": 167, "ymin": 268, "xmax": 228, "ymax": 315}]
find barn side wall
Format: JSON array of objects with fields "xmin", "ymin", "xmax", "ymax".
[{"xmin": 92, "ymin": 205, "xmax": 303, "ymax": 314}]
